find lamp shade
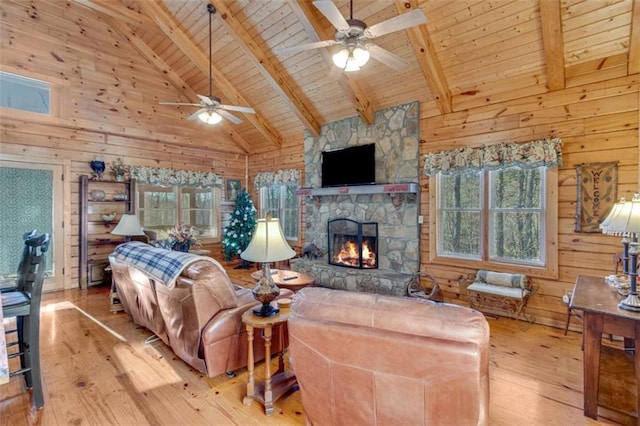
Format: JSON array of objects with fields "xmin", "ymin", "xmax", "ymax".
[
  {"xmin": 111, "ymin": 214, "xmax": 145, "ymax": 236},
  {"xmin": 198, "ymin": 110, "xmax": 222, "ymax": 124},
  {"xmin": 241, "ymin": 217, "xmax": 295, "ymax": 263},
  {"xmin": 601, "ymin": 194, "xmax": 640, "ymax": 235}
]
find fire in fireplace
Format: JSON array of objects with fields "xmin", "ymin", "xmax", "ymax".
[{"xmin": 328, "ymin": 219, "xmax": 378, "ymax": 269}]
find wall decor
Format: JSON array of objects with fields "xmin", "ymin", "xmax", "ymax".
[
  {"xmin": 575, "ymin": 161, "xmax": 618, "ymax": 233},
  {"xmin": 226, "ymin": 179, "xmax": 241, "ymax": 201}
]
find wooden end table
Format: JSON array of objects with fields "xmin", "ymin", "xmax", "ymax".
[
  {"xmin": 570, "ymin": 275, "xmax": 640, "ymax": 421},
  {"xmin": 250, "ymin": 269, "xmax": 315, "ymax": 292},
  {"xmin": 242, "ymin": 305, "xmax": 298, "ymax": 415}
]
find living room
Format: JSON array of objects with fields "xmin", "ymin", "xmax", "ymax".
[{"xmin": 1, "ymin": 0, "xmax": 639, "ymax": 424}]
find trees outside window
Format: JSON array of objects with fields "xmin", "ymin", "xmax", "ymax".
[
  {"xmin": 434, "ymin": 165, "xmax": 555, "ymax": 275},
  {"xmin": 259, "ymin": 183, "xmax": 299, "ymax": 241},
  {"xmin": 136, "ymin": 184, "xmax": 220, "ymax": 242}
]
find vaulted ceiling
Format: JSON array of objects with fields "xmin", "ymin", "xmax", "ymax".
[{"xmin": 24, "ymin": 0, "xmax": 640, "ymax": 154}]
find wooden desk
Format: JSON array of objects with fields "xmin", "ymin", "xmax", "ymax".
[
  {"xmin": 0, "ymin": 300, "xmax": 8, "ymax": 385},
  {"xmin": 250, "ymin": 269, "xmax": 315, "ymax": 292},
  {"xmin": 242, "ymin": 305, "xmax": 298, "ymax": 415},
  {"xmin": 570, "ymin": 275, "xmax": 640, "ymax": 421}
]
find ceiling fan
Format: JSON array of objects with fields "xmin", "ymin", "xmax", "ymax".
[
  {"xmin": 278, "ymin": 0, "xmax": 427, "ymax": 72},
  {"xmin": 160, "ymin": 4, "xmax": 255, "ymax": 125}
]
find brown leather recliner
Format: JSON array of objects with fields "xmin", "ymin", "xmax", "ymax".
[
  {"xmin": 289, "ymin": 287, "xmax": 490, "ymax": 426},
  {"xmin": 109, "ymin": 254, "xmax": 292, "ymax": 377}
]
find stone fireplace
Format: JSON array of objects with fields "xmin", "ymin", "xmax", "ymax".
[
  {"xmin": 328, "ymin": 218, "xmax": 378, "ymax": 269},
  {"xmin": 291, "ymin": 101, "xmax": 420, "ymax": 296}
]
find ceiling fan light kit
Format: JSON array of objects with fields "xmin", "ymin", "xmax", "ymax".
[
  {"xmin": 198, "ymin": 110, "xmax": 223, "ymax": 124},
  {"xmin": 278, "ymin": 1, "xmax": 426, "ymax": 73},
  {"xmin": 159, "ymin": 3, "xmax": 255, "ymax": 125}
]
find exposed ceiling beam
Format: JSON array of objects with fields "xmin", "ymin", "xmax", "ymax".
[
  {"xmin": 539, "ymin": 0, "xmax": 566, "ymax": 91},
  {"xmin": 630, "ymin": 0, "xmax": 640, "ymax": 75},
  {"xmin": 288, "ymin": 0, "xmax": 375, "ymax": 125},
  {"xmin": 394, "ymin": 0, "xmax": 452, "ymax": 114},
  {"xmin": 209, "ymin": 0, "xmax": 321, "ymax": 137},
  {"xmin": 101, "ymin": 15, "xmax": 251, "ymax": 154},
  {"xmin": 71, "ymin": 0, "xmax": 153, "ymax": 27},
  {"xmin": 137, "ymin": 0, "xmax": 283, "ymax": 148}
]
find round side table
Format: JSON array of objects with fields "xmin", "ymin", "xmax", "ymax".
[{"xmin": 250, "ymin": 269, "xmax": 315, "ymax": 292}]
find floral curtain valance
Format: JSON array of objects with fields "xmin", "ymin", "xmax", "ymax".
[
  {"xmin": 254, "ymin": 169, "xmax": 301, "ymax": 188},
  {"xmin": 423, "ymin": 137, "xmax": 563, "ymax": 176},
  {"xmin": 130, "ymin": 166, "xmax": 223, "ymax": 188}
]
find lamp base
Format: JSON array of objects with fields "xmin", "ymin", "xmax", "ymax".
[
  {"xmin": 253, "ymin": 303, "xmax": 280, "ymax": 317},
  {"xmin": 618, "ymin": 292, "xmax": 640, "ymax": 312}
]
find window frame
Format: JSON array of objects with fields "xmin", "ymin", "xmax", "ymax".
[
  {"xmin": 135, "ymin": 183, "xmax": 221, "ymax": 244},
  {"xmin": 258, "ymin": 182, "xmax": 300, "ymax": 242},
  {"xmin": 0, "ymin": 69, "xmax": 66, "ymax": 120},
  {"xmin": 428, "ymin": 167, "xmax": 558, "ymax": 279}
]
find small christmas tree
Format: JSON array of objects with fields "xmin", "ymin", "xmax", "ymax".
[{"xmin": 221, "ymin": 188, "xmax": 257, "ymax": 263}]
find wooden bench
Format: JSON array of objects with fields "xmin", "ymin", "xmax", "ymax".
[{"xmin": 466, "ymin": 270, "xmax": 535, "ymax": 325}]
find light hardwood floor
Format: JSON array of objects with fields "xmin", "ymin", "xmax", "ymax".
[{"xmin": 0, "ymin": 261, "xmax": 634, "ymax": 425}]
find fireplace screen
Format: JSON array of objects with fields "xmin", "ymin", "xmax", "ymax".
[{"xmin": 328, "ymin": 218, "xmax": 378, "ymax": 269}]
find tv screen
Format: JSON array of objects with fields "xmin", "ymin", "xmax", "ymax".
[{"xmin": 321, "ymin": 144, "xmax": 376, "ymax": 188}]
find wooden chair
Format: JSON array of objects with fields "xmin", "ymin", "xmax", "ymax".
[
  {"xmin": 0, "ymin": 230, "xmax": 37, "ymax": 294},
  {"xmin": 2, "ymin": 233, "xmax": 50, "ymax": 409}
]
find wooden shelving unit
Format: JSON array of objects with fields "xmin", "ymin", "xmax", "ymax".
[{"xmin": 79, "ymin": 175, "xmax": 132, "ymax": 289}]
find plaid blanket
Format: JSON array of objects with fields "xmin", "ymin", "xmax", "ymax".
[{"xmin": 112, "ymin": 241, "xmax": 218, "ymax": 288}]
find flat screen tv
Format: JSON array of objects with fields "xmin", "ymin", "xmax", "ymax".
[{"xmin": 321, "ymin": 143, "xmax": 376, "ymax": 188}]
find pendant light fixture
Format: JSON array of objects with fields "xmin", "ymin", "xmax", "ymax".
[
  {"xmin": 199, "ymin": 4, "xmax": 222, "ymax": 125},
  {"xmin": 331, "ymin": 0, "xmax": 370, "ymax": 72}
]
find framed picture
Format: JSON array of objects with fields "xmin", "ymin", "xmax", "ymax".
[{"xmin": 226, "ymin": 179, "xmax": 241, "ymax": 201}]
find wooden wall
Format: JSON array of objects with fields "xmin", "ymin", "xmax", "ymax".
[
  {"xmin": 419, "ymin": 73, "xmax": 640, "ymax": 329},
  {"xmin": 0, "ymin": 1, "xmax": 247, "ymax": 289}
]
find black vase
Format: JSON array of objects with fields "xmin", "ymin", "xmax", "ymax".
[
  {"xmin": 173, "ymin": 242, "xmax": 190, "ymax": 252},
  {"xmin": 90, "ymin": 160, "xmax": 106, "ymax": 180}
]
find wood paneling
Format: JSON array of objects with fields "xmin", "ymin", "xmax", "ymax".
[{"xmin": 420, "ymin": 72, "xmax": 640, "ymax": 329}]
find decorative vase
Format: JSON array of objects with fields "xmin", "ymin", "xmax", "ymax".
[
  {"xmin": 90, "ymin": 159, "xmax": 106, "ymax": 181},
  {"xmin": 173, "ymin": 242, "xmax": 190, "ymax": 252},
  {"xmin": 89, "ymin": 189, "xmax": 106, "ymax": 201},
  {"xmin": 114, "ymin": 175, "xmax": 125, "ymax": 182}
]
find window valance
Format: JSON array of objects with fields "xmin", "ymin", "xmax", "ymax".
[
  {"xmin": 423, "ymin": 137, "xmax": 563, "ymax": 176},
  {"xmin": 130, "ymin": 166, "xmax": 223, "ymax": 188},
  {"xmin": 254, "ymin": 169, "xmax": 301, "ymax": 188}
]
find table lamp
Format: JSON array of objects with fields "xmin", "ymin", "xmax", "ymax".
[
  {"xmin": 600, "ymin": 194, "xmax": 640, "ymax": 312},
  {"xmin": 111, "ymin": 214, "xmax": 145, "ymax": 241},
  {"xmin": 241, "ymin": 216, "xmax": 295, "ymax": 317},
  {"xmin": 600, "ymin": 198, "xmax": 629, "ymax": 275}
]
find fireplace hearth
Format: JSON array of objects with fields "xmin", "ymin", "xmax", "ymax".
[{"xmin": 328, "ymin": 219, "xmax": 378, "ymax": 269}]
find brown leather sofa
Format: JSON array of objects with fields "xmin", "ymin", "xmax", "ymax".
[
  {"xmin": 289, "ymin": 287, "xmax": 490, "ymax": 426},
  {"xmin": 109, "ymin": 253, "xmax": 292, "ymax": 377}
]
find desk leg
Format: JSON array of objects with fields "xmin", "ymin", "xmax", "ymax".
[
  {"xmin": 243, "ymin": 325, "xmax": 255, "ymax": 405},
  {"xmin": 264, "ymin": 325, "xmax": 273, "ymax": 415},
  {"xmin": 583, "ymin": 311, "xmax": 603, "ymax": 419},
  {"xmin": 277, "ymin": 323, "xmax": 285, "ymax": 375}
]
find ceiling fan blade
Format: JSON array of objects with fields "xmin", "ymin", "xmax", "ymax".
[
  {"xmin": 313, "ymin": 1, "xmax": 350, "ymax": 31},
  {"xmin": 219, "ymin": 104, "xmax": 256, "ymax": 114},
  {"xmin": 160, "ymin": 102, "xmax": 202, "ymax": 107},
  {"xmin": 277, "ymin": 40, "xmax": 339, "ymax": 56},
  {"xmin": 218, "ymin": 109, "xmax": 243, "ymax": 124},
  {"xmin": 365, "ymin": 8, "xmax": 427, "ymax": 39},
  {"xmin": 368, "ymin": 44, "xmax": 409, "ymax": 71},
  {"xmin": 187, "ymin": 108, "xmax": 206, "ymax": 121},
  {"xmin": 196, "ymin": 94, "xmax": 215, "ymax": 106}
]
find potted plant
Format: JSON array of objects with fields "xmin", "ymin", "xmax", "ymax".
[
  {"xmin": 109, "ymin": 158, "xmax": 129, "ymax": 182},
  {"xmin": 168, "ymin": 224, "xmax": 200, "ymax": 252}
]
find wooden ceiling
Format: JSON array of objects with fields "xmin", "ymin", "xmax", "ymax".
[{"xmin": 10, "ymin": 0, "xmax": 640, "ymax": 154}]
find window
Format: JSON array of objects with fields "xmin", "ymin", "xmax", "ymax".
[
  {"xmin": 431, "ymin": 165, "xmax": 557, "ymax": 277},
  {"xmin": 0, "ymin": 71, "xmax": 51, "ymax": 114},
  {"xmin": 136, "ymin": 184, "xmax": 221, "ymax": 242},
  {"xmin": 259, "ymin": 183, "xmax": 299, "ymax": 241}
]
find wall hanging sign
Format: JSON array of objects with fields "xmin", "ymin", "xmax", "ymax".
[{"xmin": 575, "ymin": 161, "xmax": 618, "ymax": 233}]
